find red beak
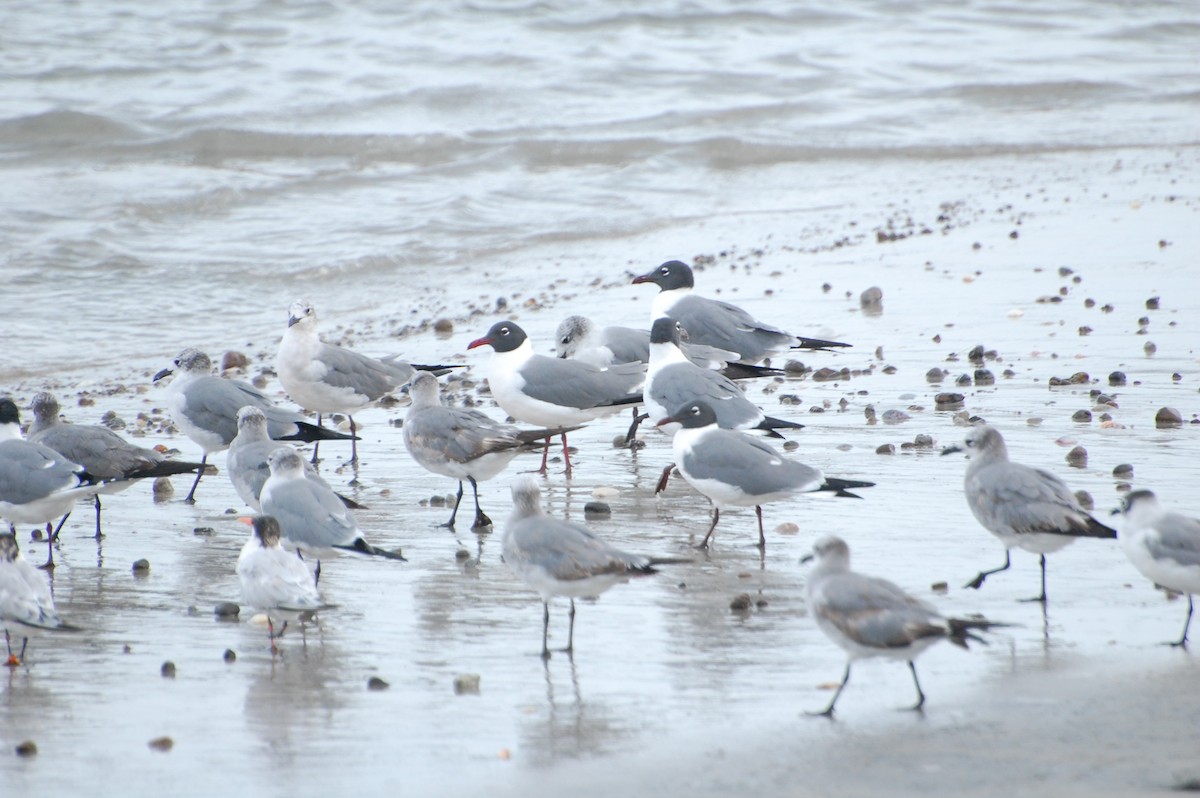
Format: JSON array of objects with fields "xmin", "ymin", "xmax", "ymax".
[
  {"xmin": 236, "ymin": 516, "xmax": 254, "ymax": 527},
  {"xmin": 466, "ymin": 336, "xmax": 492, "ymax": 351},
  {"xmin": 631, "ymin": 273, "xmax": 653, "ymax": 285},
  {"xmin": 655, "ymin": 415, "xmax": 677, "ymax": 427}
]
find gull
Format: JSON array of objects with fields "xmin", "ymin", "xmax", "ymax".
[
  {"xmin": 226, "ymin": 406, "xmax": 363, "ymax": 513},
  {"xmin": 503, "ymin": 475, "xmax": 686, "ymax": 658},
  {"xmin": 0, "ymin": 398, "xmax": 117, "ymax": 568},
  {"xmin": 0, "ymin": 534, "xmax": 81, "ymax": 666},
  {"xmin": 259, "ymin": 446, "xmax": 404, "ymax": 580},
  {"xmin": 154, "ymin": 348, "xmax": 357, "ymax": 503},
  {"xmin": 467, "ymin": 320, "xmax": 644, "ymax": 475},
  {"xmin": 276, "ymin": 299, "xmax": 459, "ymax": 464},
  {"xmin": 803, "ymin": 534, "xmax": 1005, "ymax": 717},
  {"xmin": 27, "ymin": 391, "xmax": 205, "ymax": 540},
  {"xmin": 236, "ymin": 515, "xmax": 330, "ymax": 654},
  {"xmin": 941, "ymin": 425, "xmax": 1117, "ymax": 603},
  {"xmin": 1115, "ymin": 490, "xmax": 1200, "ymax": 647},
  {"xmin": 402, "ymin": 372, "xmax": 579, "ymax": 529},
  {"xmin": 658, "ymin": 400, "xmax": 873, "ymax": 549},
  {"xmin": 645, "ymin": 317, "xmax": 804, "ymax": 437},
  {"xmin": 632, "ymin": 260, "xmax": 850, "ymax": 363}
]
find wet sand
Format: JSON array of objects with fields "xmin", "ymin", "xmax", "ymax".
[{"xmin": 3, "ymin": 148, "xmax": 1199, "ymax": 796}]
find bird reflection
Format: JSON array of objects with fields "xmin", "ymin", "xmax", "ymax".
[{"xmin": 518, "ymin": 655, "xmax": 634, "ymax": 766}]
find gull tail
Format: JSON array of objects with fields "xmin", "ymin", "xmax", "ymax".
[
  {"xmin": 721, "ymin": 363, "xmax": 786, "ymax": 381},
  {"xmin": 127, "ymin": 460, "xmax": 207, "ymax": 480},
  {"xmin": 946, "ymin": 617, "xmax": 1014, "ymax": 649},
  {"xmin": 412, "ymin": 363, "xmax": 466, "ymax": 377},
  {"xmin": 514, "ymin": 425, "xmax": 585, "ymax": 446},
  {"xmin": 1069, "ymin": 514, "xmax": 1119, "ymax": 540},
  {"xmin": 819, "ymin": 477, "xmax": 876, "ymax": 498},
  {"xmin": 335, "ymin": 492, "xmax": 366, "ymax": 510},
  {"xmin": 334, "ymin": 537, "xmax": 407, "ymax": 561},
  {"xmin": 280, "ymin": 422, "xmax": 359, "ymax": 443},
  {"xmin": 755, "ymin": 415, "xmax": 806, "ymax": 438},
  {"xmin": 597, "ymin": 392, "xmax": 645, "ymax": 409},
  {"xmin": 792, "ymin": 337, "xmax": 852, "ymax": 352}
]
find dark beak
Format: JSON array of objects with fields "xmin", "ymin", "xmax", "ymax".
[
  {"xmin": 287, "ymin": 315, "xmax": 301, "ymax": 328},
  {"xmin": 939, "ymin": 445, "xmax": 963, "ymax": 457},
  {"xmin": 631, "ymin": 272, "xmax": 654, "ymax": 285},
  {"xmin": 153, "ymin": 368, "xmax": 173, "ymax": 382},
  {"xmin": 799, "ymin": 553, "xmax": 814, "ymax": 565}
]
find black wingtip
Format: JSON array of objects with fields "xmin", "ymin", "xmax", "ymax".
[
  {"xmin": 793, "ymin": 337, "xmax": 852, "ymax": 352},
  {"xmin": 282, "ymin": 422, "xmax": 360, "ymax": 442},
  {"xmin": 127, "ymin": 460, "xmax": 207, "ymax": 480},
  {"xmin": 821, "ymin": 477, "xmax": 876, "ymax": 498},
  {"xmin": 335, "ymin": 538, "xmax": 407, "ymax": 561},
  {"xmin": 758, "ymin": 416, "xmax": 806, "ymax": 434},
  {"xmin": 720, "ymin": 363, "xmax": 786, "ymax": 380}
]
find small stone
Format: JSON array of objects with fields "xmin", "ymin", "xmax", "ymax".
[
  {"xmin": 367, "ymin": 677, "xmax": 390, "ymax": 691},
  {"xmin": 935, "ymin": 392, "xmax": 965, "ymax": 409},
  {"xmin": 1078, "ymin": 326, "xmax": 1092, "ymax": 336},
  {"xmin": 876, "ymin": 443, "xmax": 896, "ymax": 455},
  {"xmin": 132, "ymin": 558, "xmax": 150, "ymax": 573},
  {"xmin": 729, "ymin": 593, "xmax": 753, "ymax": 611},
  {"xmin": 1075, "ymin": 490, "xmax": 1095, "ymax": 511},
  {"xmin": 1145, "ymin": 296, "xmax": 1160, "ymax": 310},
  {"xmin": 214, "ymin": 602, "xmax": 240, "ymax": 619},
  {"xmin": 221, "ymin": 351, "xmax": 250, "ymax": 372},
  {"xmin": 1072, "ymin": 410, "xmax": 1092, "ymax": 422},
  {"xmin": 1156, "ymin": 407, "xmax": 1183, "ymax": 428},
  {"xmin": 783, "ymin": 360, "xmax": 809, "ymax": 375},
  {"xmin": 453, "ymin": 674, "xmax": 481, "ymax": 695},
  {"xmin": 974, "ymin": 369, "xmax": 995, "ymax": 386},
  {"xmin": 454, "ymin": 548, "xmax": 471, "ymax": 561},
  {"xmin": 782, "ymin": 440, "xmax": 799, "ymax": 451},
  {"xmin": 1108, "ymin": 371, "xmax": 1127, "ymax": 386},
  {"xmin": 925, "ymin": 368, "xmax": 946, "ymax": 383},
  {"xmin": 968, "ymin": 345, "xmax": 986, "ymax": 363},
  {"xmin": 429, "ymin": 494, "xmax": 446, "ymax": 507},
  {"xmin": 881, "ymin": 409, "xmax": 910, "ymax": 424},
  {"xmin": 931, "ymin": 582, "xmax": 949, "ymax": 595},
  {"xmin": 433, "ymin": 318, "xmax": 454, "ymax": 335},
  {"xmin": 860, "ymin": 286, "xmax": 883, "ymax": 309},
  {"xmin": 152, "ymin": 477, "xmax": 174, "ymax": 498},
  {"xmin": 100, "ymin": 410, "xmax": 126, "ymax": 431},
  {"xmin": 1113, "ymin": 464, "xmax": 1134, "ymax": 479},
  {"xmin": 775, "ymin": 522, "xmax": 800, "ymax": 536},
  {"xmin": 583, "ymin": 501, "xmax": 611, "ymax": 519},
  {"xmin": 161, "ymin": 661, "xmax": 177, "ymax": 678},
  {"xmin": 1144, "ymin": 341, "xmax": 1157, "ymax": 355},
  {"xmin": 223, "ymin": 649, "xmax": 237, "ymax": 663},
  {"xmin": 193, "ymin": 526, "xmax": 215, "ymax": 537},
  {"xmin": 955, "ymin": 374, "xmax": 972, "ymax": 387},
  {"xmin": 1066, "ymin": 446, "xmax": 1088, "ymax": 468},
  {"xmin": 912, "ymin": 434, "xmax": 935, "ymax": 448},
  {"xmin": 15, "ymin": 741, "xmax": 37, "ymax": 758},
  {"xmin": 148, "ymin": 736, "xmax": 174, "ymax": 752}
]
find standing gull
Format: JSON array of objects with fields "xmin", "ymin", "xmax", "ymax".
[
  {"xmin": 658, "ymin": 401, "xmax": 873, "ymax": 549},
  {"xmin": 277, "ymin": 299, "xmax": 458, "ymax": 464},
  {"xmin": 942, "ymin": 425, "xmax": 1117, "ymax": 603},
  {"xmin": 226, "ymin": 406, "xmax": 362, "ymax": 512},
  {"xmin": 0, "ymin": 534, "xmax": 81, "ymax": 666},
  {"xmin": 467, "ymin": 321, "xmax": 644, "ymax": 475},
  {"xmin": 28, "ymin": 391, "xmax": 205, "ymax": 540},
  {"xmin": 803, "ymin": 535, "xmax": 1005, "ymax": 717},
  {"xmin": 503, "ymin": 476, "xmax": 685, "ymax": 658},
  {"xmin": 259, "ymin": 446, "xmax": 404, "ymax": 579},
  {"xmin": 1115, "ymin": 490, "xmax": 1200, "ymax": 647},
  {"xmin": 154, "ymin": 348, "xmax": 357, "ymax": 503},
  {"xmin": 403, "ymin": 372, "xmax": 578, "ymax": 529},
  {"xmin": 236, "ymin": 515, "xmax": 330, "ymax": 653},
  {"xmin": 632, "ymin": 260, "xmax": 850, "ymax": 363}
]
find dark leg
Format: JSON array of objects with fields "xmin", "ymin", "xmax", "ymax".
[
  {"xmin": 311, "ymin": 415, "xmax": 322, "ymax": 465},
  {"xmin": 443, "ymin": 481, "xmax": 464, "ymax": 528},
  {"xmin": 184, "ymin": 454, "xmax": 208, "ymax": 504},
  {"xmin": 964, "ymin": 550, "xmax": 1011, "ymax": 590},
  {"xmin": 1019, "ymin": 554, "xmax": 1048, "ymax": 604},
  {"xmin": 755, "ymin": 505, "xmax": 767, "ymax": 549},
  {"xmin": 562, "ymin": 599, "xmax": 576, "ymax": 654},
  {"xmin": 348, "ymin": 415, "xmax": 359, "ymax": 465},
  {"xmin": 93, "ymin": 495, "xmax": 104, "ymax": 540},
  {"xmin": 624, "ymin": 408, "xmax": 648, "ymax": 445},
  {"xmin": 807, "ymin": 663, "xmax": 851, "ymax": 718},
  {"xmin": 560, "ymin": 433, "xmax": 573, "ymax": 477},
  {"xmin": 4, "ymin": 630, "xmax": 17, "ymax": 667},
  {"xmin": 537, "ymin": 436, "xmax": 551, "ymax": 475},
  {"xmin": 314, "ymin": 560, "xmax": 322, "ymax": 586},
  {"xmin": 469, "ymin": 477, "xmax": 492, "ymax": 529},
  {"xmin": 541, "ymin": 602, "xmax": 552, "ymax": 660},
  {"xmin": 699, "ymin": 507, "xmax": 721, "ymax": 549},
  {"xmin": 42, "ymin": 517, "xmax": 68, "ymax": 570},
  {"xmin": 1170, "ymin": 594, "xmax": 1193, "ymax": 648},
  {"xmin": 655, "ymin": 463, "xmax": 675, "ymax": 495},
  {"xmin": 907, "ymin": 661, "xmax": 927, "ymax": 711}
]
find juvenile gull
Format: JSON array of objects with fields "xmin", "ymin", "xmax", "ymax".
[
  {"xmin": 659, "ymin": 401, "xmax": 873, "ymax": 549},
  {"xmin": 277, "ymin": 299, "xmax": 458, "ymax": 464},
  {"xmin": 28, "ymin": 391, "xmax": 205, "ymax": 539},
  {"xmin": 236, "ymin": 515, "xmax": 330, "ymax": 653},
  {"xmin": 803, "ymin": 535, "xmax": 1005, "ymax": 717},
  {"xmin": 1115, "ymin": 489, "xmax": 1200, "ymax": 647},
  {"xmin": 942, "ymin": 425, "xmax": 1117, "ymax": 603},
  {"xmin": 632, "ymin": 260, "xmax": 850, "ymax": 364},
  {"xmin": 259, "ymin": 446, "xmax": 404, "ymax": 579},
  {"xmin": 403, "ymin": 372, "xmax": 579, "ymax": 529},
  {"xmin": 645, "ymin": 317, "xmax": 804, "ymax": 437},
  {"xmin": 154, "ymin": 348, "xmax": 357, "ymax": 503},
  {"xmin": 503, "ymin": 475, "xmax": 685, "ymax": 658},
  {"xmin": 0, "ymin": 534, "xmax": 81, "ymax": 666},
  {"xmin": 467, "ymin": 321, "xmax": 644, "ymax": 475},
  {"xmin": 226, "ymin": 406, "xmax": 363, "ymax": 512}
]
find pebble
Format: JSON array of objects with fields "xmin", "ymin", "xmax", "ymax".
[
  {"xmin": 591, "ymin": 486, "xmax": 619, "ymax": 499},
  {"xmin": 152, "ymin": 477, "xmax": 174, "ymax": 498},
  {"xmin": 1066, "ymin": 446, "xmax": 1088, "ymax": 468},
  {"xmin": 925, "ymin": 368, "xmax": 946, "ymax": 383},
  {"xmin": 100, "ymin": 410, "xmax": 126, "ymax": 431},
  {"xmin": 931, "ymin": 582, "xmax": 949, "ymax": 595},
  {"xmin": 453, "ymin": 674, "xmax": 481, "ymax": 695},
  {"xmin": 782, "ymin": 440, "xmax": 799, "ymax": 451},
  {"xmin": 214, "ymin": 602, "xmax": 240, "ymax": 619},
  {"xmin": 455, "ymin": 548, "xmax": 471, "ymax": 561},
  {"xmin": 1075, "ymin": 490, "xmax": 1095, "ymax": 511},
  {"xmin": 193, "ymin": 526, "xmax": 215, "ymax": 537},
  {"xmin": 783, "ymin": 360, "xmax": 809, "ymax": 375},
  {"xmin": 955, "ymin": 374, "xmax": 972, "ymax": 387},
  {"xmin": 367, "ymin": 677, "xmax": 390, "ymax": 691},
  {"xmin": 775, "ymin": 522, "xmax": 800, "ymax": 536},
  {"xmin": 1144, "ymin": 341, "xmax": 1157, "ymax": 355},
  {"xmin": 935, "ymin": 392, "xmax": 965, "ymax": 409},
  {"xmin": 132, "ymin": 558, "xmax": 150, "ymax": 574},
  {"xmin": 221, "ymin": 351, "xmax": 249, "ymax": 372},
  {"xmin": 881, "ymin": 409, "xmax": 910, "ymax": 424},
  {"xmin": 583, "ymin": 501, "xmax": 611, "ymax": 519},
  {"xmin": 860, "ymin": 286, "xmax": 883, "ymax": 311},
  {"xmin": 15, "ymin": 741, "xmax": 37, "ymax": 758},
  {"xmin": 974, "ymin": 369, "xmax": 995, "ymax": 385},
  {"xmin": 1113, "ymin": 464, "xmax": 1134, "ymax": 479},
  {"xmin": 433, "ymin": 318, "xmax": 454, "ymax": 334},
  {"xmin": 729, "ymin": 594, "xmax": 753, "ymax": 612},
  {"xmin": 148, "ymin": 736, "xmax": 174, "ymax": 752},
  {"xmin": 1145, "ymin": 296, "xmax": 1160, "ymax": 310},
  {"xmin": 876, "ymin": 443, "xmax": 896, "ymax": 455},
  {"xmin": 1072, "ymin": 410, "xmax": 1092, "ymax": 422},
  {"xmin": 1156, "ymin": 407, "xmax": 1183, "ymax": 428},
  {"xmin": 161, "ymin": 661, "xmax": 177, "ymax": 678},
  {"xmin": 223, "ymin": 649, "xmax": 236, "ymax": 663},
  {"xmin": 1108, "ymin": 371, "xmax": 1127, "ymax": 386}
]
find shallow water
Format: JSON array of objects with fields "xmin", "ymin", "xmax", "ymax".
[{"xmin": 3, "ymin": 1, "xmax": 1200, "ymax": 796}]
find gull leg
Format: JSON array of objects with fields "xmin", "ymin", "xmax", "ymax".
[
  {"xmin": 4, "ymin": 630, "xmax": 19, "ymax": 667},
  {"xmin": 443, "ymin": 481, "xmax": 464, "ymax": 528},
  {"xmin": 1169, "ymin": 594, "xmax": 1193, "ymax": 648},
  {"xmin": 42, "ymin": 517, "xmax": 68, "ymax": 570},
  {"xmin": 536, "ymin": 436, "xmax": 551, "ymax": 475},
  {"xmin": 624, "ymin": 408, "xmax": 648, "ymax": 445},
  {"xmin": 1018, "ymin": 554, "xmax": 1048, "ymax": 604},
  {"xmin": 311, "ymin": 415, "xmax": 322, "ymax": 465},
  {"xmin": 184, "ymin": 454, "xmax": 208, "ymax": 504},
  {"xmin": 93, "ymin": 495, "xmax": 104, "ymax": 540},
  {"xmin": 348, "ymin": 414, "xmax": 358, "ymax": 465},
  {"xmin": 699, "ymin": 507, "xmax": 720, "ymax": 549},
  {"xmin": 469, "ymin": 477, "xmax": 492, "ymax": 529},
  {"xmin": 964, "ymin": 550, "xmax": 1011, "ymax": 590},
  {"xmin": 541, "ymin": 602, "xmax": 552, "ymax": 660},
  {"xmin": 654, "ymin": 463, "xmax": 675, "ymax": 494},
  {"xmin": 755, "ymin": 505, "xmax": 767, "ymax": 549},
  {"xmin": 906, "ymin": 661, "xmax": 927, "ymax": 711},
  {"xmin": 807, "ymin": 663, "xmax": 851, "ymax": 718},
  {"xmin": 559, "ymin": 599, "xmax": 576, "ymax": 655},
  {"xmin": 561, "ymin": 433, "xmax": 573, "ymax": 477}
]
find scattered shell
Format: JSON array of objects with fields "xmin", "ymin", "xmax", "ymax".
[
  {"xmin": 775, "ymin": 522, "xmax": 800, "ymax": 536},
  {"xmin": 223, "ymin": 649, "xmax": 237, "ymax": 663},
  {"xmin": 583, "ymin": 502, "xmax": 611, "ymax": 519},
  {"xmin": 1156, "ymin": 407, "xmax": 1183, "ymax": 428},
  {"xmin": 876, "ymin": 443, "xmax": 896, "ymax": 455},
  {"xmin": 132, "ymin": 559, "xmax": 150, "ymax": 573},
  {"xmin": 213, "ymin": 602, "xmax": 240, "ymax": 619},
  {"xmin": 453, "ymin": 674, "xmax": 481, "ymax": 695},
  {"xmin": 161, "ymin": 661, "xmax": 177, "ymax": 678},
  {"xmin": 15, "ymin": 741, "xmax": 37, "ymax": 758},
  {"xmin": 1075, "ymin": 490, "xmax": 1095, "ymax": 511},
  {"xmin": 221, "ymin": 351, "xmax": 249, "ymax": 372},
  {"xmin": 367, "ymin": 677, "xmax": 390, "ymax": 691},
  {"xmin": 1066, "ymin": 446, "xmax": 1088, "ymax": 468},
  {"xmin": 1113, "ymin": 464, "xmax": 1134, "ymax": 479},
  {"xmin": 148, "ymin": 736, "xmax": 174, "ymax": 752},
  {"xmin": 729, "ymin": 594, "xmax": 753, "ymax": 611},
  {"xmin": 590, "ymin": 486, "xmax": 619, "ymax": 499}
]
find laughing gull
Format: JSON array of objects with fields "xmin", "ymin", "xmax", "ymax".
[
  {"xmin": 1115, "ymin": 490, "xmax": 1200, "ymax": 647},
  {"xmin": 403, "ymin": 372, "xmax": 579, "ymax": 529},
  {"xmin": 646, "ymin": 317, "xmax": 804, "ymax": 438},
  {"xmin": 555, "ymin": 314, "xmax": 782, "ymax": 381},
  {"xmin": 237, "ymin": 515, "xmax": 330, "ymax": 653},
  {"xmin": 28, "ymin": 392, "xmax": 205, "ymax": 540},
  {"xmin": 0, "ymin": 398, "xmax": 116, "ymax": 568},
  {"xmin": 154, "ymin": 348, "xmax": 357, "ymax": 503},
  {"xmin": 1, "ymin": 534, "xmax": 80, "ymax": 666},
  {"xmin": 658, "ymin": 401, "xmax": 873, "ymax": 549},
  {"xmin": 277, "ymin": 299, "xmax": 458, "ymax": 464},
  {"xmin": 503, "ymin": 475, "xmax": 686, "ymax": 658},
  {"xmin": 632, "ymin": 260, "xmax": 850, "ymax": 363},
  {"xmin": 260, "ymin": 446, "xmax": 404, "ymax": 579},
  {"xmin": 802, "ymin": 535, "xmax": 1005, "ymax": 717},
  {"xmin": 226, "ymin": 406, "xmax": 362, "ymax": 513},
  {"xmin": 941, "ymin": 425, "xmax": 1117, "ymax": 603},
  {"xmin": 467, "ymin": 321, "xmax": 644, "ymax": 475}
]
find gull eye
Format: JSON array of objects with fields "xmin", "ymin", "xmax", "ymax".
[
  {"xmin": 560, "ymin": 336, "xmax": 570, "ymax": 345},
  {"xmin": 661, "ymin": 266, "xmax": 670, "ymax": 276}
]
